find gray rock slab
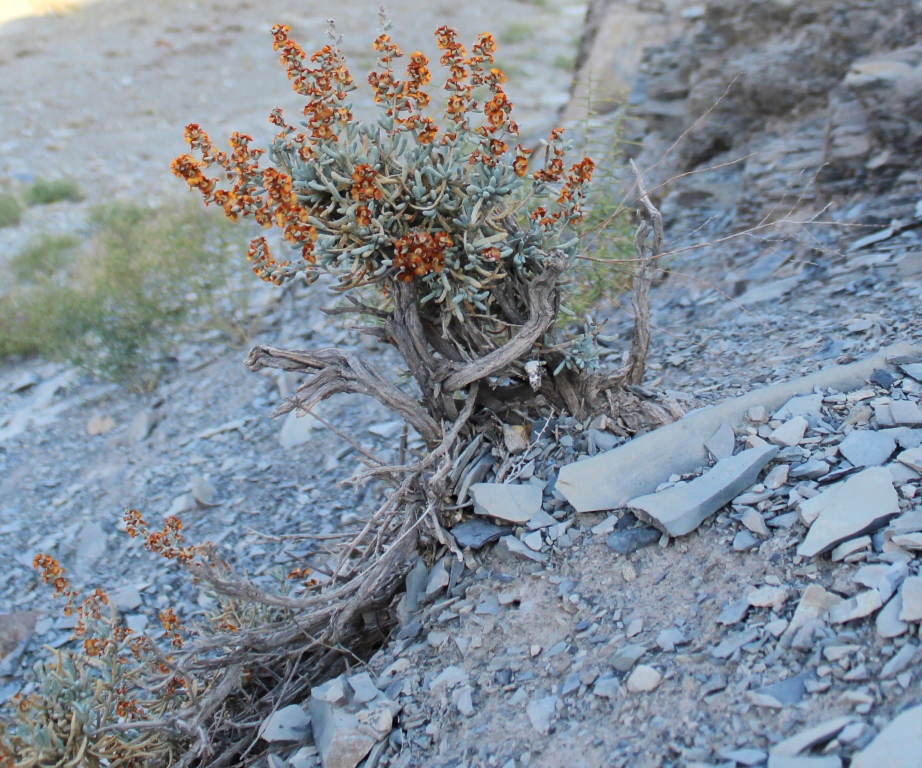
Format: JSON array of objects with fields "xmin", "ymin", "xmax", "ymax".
[
  {"xmin": 770, "ymin": 417, "xmax": 809, "ymax": 447},
  {"xmin": 705, "ymin": 423, "xmax": 736, "ymax": 460},
  {"xmin": 109, "ymin": 586, "xmax": 143, "ymax": 612},
  {"xmin": 279, "ymin": 409, "xmax": 320, "ymax": 448},
  {"xmin": 769, "ymin": 715, "xmax": 854, "ymax": 756},
  {"xmin": 497, "ymin": 535, "xmax": 547, "ymax": 562},
  {"xmin": 526, "ymin": 695, "xmax": 557, "ymax": 734},
  {"xmin": 889, "ymin": 400, "xmax": 922, "ymax": 426},
  {"xmin": 897, "ymin": 446, "xmax": 922, "ymax": 472},
  {"xmin": 876, "ymin": 594, "xmax": 908, "ymax": 638},
  {"xmin": 755, "ymin": 670, "xmax": 813, "ymax": 707},
  {"xmin": 827, "ymin": 590, "xmax": 883, "ymax": 624},
  {"xmin": 470, "ymin": 483, "xmax": 542, "ymax": 524},
  {"xmin": 627, "ymin": 445, "xmax": 778, "ymax": 537},
  {"xmin": 850, "ymin": 704, "xmax": 922, "ymax": 768},
  {"xmin": 719, "ymin": 748, "xmax": 767, "ymax": 766},
  {"xmin": 768, "ymin": 758, "xmax": 842, "ymax": 768},
  {"xmin": 605, "ymin": 527, "xmax": 661, "ymax": 555},
  {"xmin": 881, "ymin": 643, "xmax": 917, "ymax": 678},
  {"xmin": 0, "ymin": 611, "xmax": 41, "ymax": 659},
  {"xmin": 258, "ymin": 704, "xmax": 310, "ymax": 742},
  {"xmin": 555, "ymin": 344, "xmax": 920, "ymax": 512},
  {"xmin": 610, "ymin": 643, "xmax": 647, "ymax": 672},
  {"xmin": 734, "ymin": 530, "xmax": 761, "ymax": 551},
  {"xmin": 309, "ymin": 681, "xmax": 392, "ymax": 768},
  {"xmin": 797, "ymin": 467, "xmax": 899, "ymax": 557},
  {"xmin": 451, "ymin": 519, "xmax": 511, "ymax": 550},
  {"xmin": 898, "ymin": 576, "xmax": 922, "ymax": 622},
  {"xmin": 782, "ymin": 586, "xmax": 842, "ymax": 642},
  {"xmin": 838, "ymin": 430, "xmax": 896, "ymax": 467},
  {"xmin": 774, "ymin": 394, "xmax": 824, "ymax": 421}
]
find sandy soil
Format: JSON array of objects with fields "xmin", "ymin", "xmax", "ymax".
[{"xmin": 0, "ymin": 0, "xmax": 587, "ymax": 201}]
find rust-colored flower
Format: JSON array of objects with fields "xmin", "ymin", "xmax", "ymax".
[
  {"xmin": 355, "ymin": 205, "xmax": 372, "ymax": 227},
  {"xmin": 351, "ymin": 164, "xmax": 382, "ymax": 201}
]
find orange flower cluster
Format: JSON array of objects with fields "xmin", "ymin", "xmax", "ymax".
[
  {"xmin": 271, "ymin": 24, "xmax": 354, "ymax": 142},
  {"xmin": 351, "ymin": 164, "xmax": 382, "ymax": 201},
  {"xmin": 173, "ymin": 122, "xmax": 318, "ymax": 282},
  {"xmin": 33, "ymin": 553, "xmax": 77, "ymax": 603},
  {"xmin": 124, "ymin": 509, "xmax": 197, "ymax": 566},
  {"xmin": 534, "ymin": 128, "xmax": 567, "ymax": 183},
  {"xmin": 159, "ymin": 608, "xmax": 185, "ymax": 648},
  {"xmin": 287, "ymin": 566, "xmax": 319, "ymax": 587},
  {"xmin": 531, "ymin": 156, "xmax": 595, "ymax": 227},
  {"xmin": 392, "ymin": 230, "xmax": 453, "ymax": 281}
]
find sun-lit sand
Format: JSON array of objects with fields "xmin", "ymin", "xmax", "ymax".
[{"xmin": 0, "ymin": 0, "xmax": 98, "ymax": 26}]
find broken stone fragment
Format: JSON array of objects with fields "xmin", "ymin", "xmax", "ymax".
[
  {"xmin": 782, "ymin": 585, "xmax": 842, "ymax": 644},
  {"xmin": 469, "ymin": 483, "xmax": 542, "ymax": 524},
  {"xmin": 769, "ymin": 417, "xmax": 808, "ymax": 447},
  {"xmin": 626, "ymin": 665, "xmax": 661, "ymax": 693},
  {"xmin": 309, "ymin": 677, "xmax": 394, "ymax": 768},
  {"xmin": 897, "ymin": 446, "xmax": 922, "ymax": 472},
  {"xmin": 450, "ymin": 519, "xmax": 510, "ymax": 550},
  {"xmin": 850, "ymin": 704, "xmax": 922, "ymax": 768},
  {"xmin": 826, "ymin": 590, "xmax": 883, "ymax": 624},
  {"xmin": 796, "ymin": 467, "xmax": 899, "ymax": 557},
  {"xmin": 769, "ymin": 715, "xmax": 854, "ymax": 757},
  {"xmin": 897, "ymin": 576, "xmax": 922, "ymax": 622},
  {"xmin": 258, "ymin": 704, "xmax": 310, "ymax": 742},
  {"xmin": 526, "ymin": 695, "xmax": 557, "ymax": 734},
  {"xmin": 627, "ymin": 444, "xmax": 778, "ymax": 537},
  {"xmin": 705, "ymin": 423, "xmax": 736, "ymax": 460},
  {"xmin": 838, "ymin": 430, "xmax": 896, "ymax": 467}
]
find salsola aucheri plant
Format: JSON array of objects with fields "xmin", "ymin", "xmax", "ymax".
[
  {"xmin": 1, "ymin": 19, "xmax": 678, "ymax": 768},
  {"xmin": 168, "ymin": 16, "xmax": 654, "ymax": 443}
]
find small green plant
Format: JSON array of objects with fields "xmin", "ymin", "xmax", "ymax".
[
  {"xmin": 500, "ymin": 22, "xmax": 534, "ymax": 45},
  {"xmin": 0, "ymin": 203, "xmax": 253, "ymax": 389},
  {"xmin": 0, "ymin": 193, "xmax": 23, "ymax": 228},
  {"xmin": 24, "ymin": 177, "xmax": 84, "ymax": 206},
  {"xmin": 8, "ymin": 233, "xmax": 80, "ymax": 282}
]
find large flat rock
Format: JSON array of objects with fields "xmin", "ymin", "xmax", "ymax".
[
  {"xmin": 850, "ymin": 704, "xmax": 922, "ymax": 768},
  {"xmin": 796, "ymin": 467, "xmax": 900, "ymax": 558},
  {"xmin": 470, "ymin": 483, "xmax": 542, "ymax": 524},
  {"xmin": 627, "ymin": 444, "xmax": 778, "ymax": 537},
  {"xmin": 555, "ymin": 344, "xmax": 917, "ymax": 512}
]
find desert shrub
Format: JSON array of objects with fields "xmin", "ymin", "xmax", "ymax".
[
  {"xmin": 500, "ymin": 22, "xmax": 534, "ymax": 44},
  {"xmin": 565, "ymin": 107, "xmax": 640, "ymax": 320},
  {"xmin": 0, "ymin": 193, "xmax": 23, "ymax": 228},
  {"xmin": 2, "ymin": 18, "xmax": 670, "ymax": 768},
  {"xmin": 23, "ymin": 177, "xmax": 83, "ymax": 206},
  {"xmin": 8, "ymin": 233, "xmax": 81, "ymax": 283},
  {"xmin": 0, "ymin": 203, "xmax": 253, "ymax": 389}
]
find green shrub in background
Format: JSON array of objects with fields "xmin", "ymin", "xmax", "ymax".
[
  {"xmin": 0, "ymin": 192, "xmax": 23, "ymax": 228},
  {"xmin": 24, "ymin": 177, "xmax": 84, "ymax": 205},
  {"xmin": 8, "ymin": 233, "xmax": 81, "ymax": 282},
  {"xmin": 0, "ymin": 203, "xmax": 253, "ymax": 390}
]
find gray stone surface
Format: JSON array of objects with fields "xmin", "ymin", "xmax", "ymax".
[
  {"xmin": 309, "ymin": 677, "xmax": 392, "ymax": 768},
  {"xmin": 838, "ymin": 430, "xmax": 896, "ymax": 467},
  {"xmin": 279, "ymin": 409, "xmax": 320, "ymax": 448},
  {"xmin": 876, "ymin": 594, "xmax": 908, "ymax": 638},
  {"xmin": 827, "ymin": 590, "xmax": 883, "ymax": 624},
  {"xmin": 526, "ymin": 695, "xmax": 557, "ymax": 734},
  {"xmin": 881, "ymin": 643, "xmax": 916, "ymax": 678},
  {"xmin": 797, "ymin": 467, "xmax": 900, "ymax": 557},
  {"xmin": 626, "ymin": 665, "xmax": 661, "ymax": 693},
  {"xmin": 450, "ymin": 519, "xmax": 511, "ymax": 550},
  {"xmin": 258, "ymin": 704, "xmax": 310, "ymax": 742},
  {"xmin": 470, "ymin": 483, "xmax": 542, "ymax": 524},
  {"xmin": 769, "ymin": 417, "xmax": 808, "ymax": 447},
  {"xmin": 611, "ymin": 644, "xmax": 647, "ymax": 672},
  {"xmin": 627, "ymin": 444, "xmax": 778, "ymax": 537},
  {"xmin": 769, "ymin": 716, "xmax": 854, "ymax": 756},
  {"xmin": 555, "ymin": 344, "xmax": 918, "ymax": 512},
  {"xmin": 898, "ymin": 576, "xmax": 922, "ymax": 622},
  {"xmin": 605, "ymin": 526, "xmax": 661, "ymax": 555},
  {"xmin": 897, "ymin": 446, "xmax": 922, "ymax": 471},
  {"xmin": 705, "ymin": 423, "xmax": 736, "ymax": 460},
  {"xmin": 851, "ymin": 704, "xmax": 922, "ymax": 768}
]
